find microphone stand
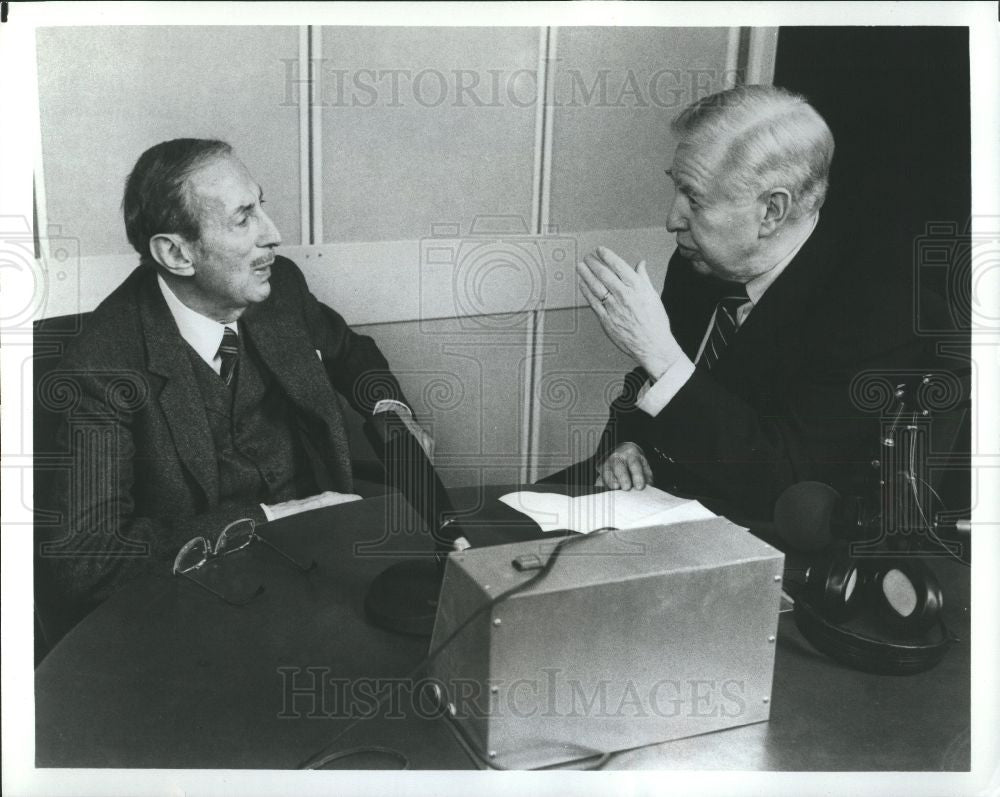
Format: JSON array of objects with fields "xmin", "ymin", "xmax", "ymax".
[{"xmin": 361, "ymin": 412, "xmax": 464, "ymax": 636}]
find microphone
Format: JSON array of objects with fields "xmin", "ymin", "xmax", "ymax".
[
  {"xmin": 934, "ymin": 517, "xmax": 971, "ymax": 535},
  {"xmin": 363, "ymin": 411, "xmax": 463, "ymax": 556},
  {"xmin": 773, "ymin": 481, "xmax": 865, "ymax": 553},
  {"xmin": 361, "ymin": 410, "xmax": 465, "ymax": 636}
]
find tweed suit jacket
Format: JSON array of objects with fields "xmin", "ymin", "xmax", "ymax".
[{"xmin": 37, "ymin": 255, "xmax": 405, "ymax": 610}]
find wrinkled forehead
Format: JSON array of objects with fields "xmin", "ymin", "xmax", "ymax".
[
  {"xmin": 184, "ymin": 155, "xmax": 258, "ymax": 217},
  {"xmin": 667, "ymin": 137, "xmax": 729, "ymax": 193}
]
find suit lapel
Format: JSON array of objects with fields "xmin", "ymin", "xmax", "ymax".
[
  {"xmin": 240, "ymin": 302, "xmax": 335, "ymax": 418},
  {"xmin": 662, "ymin": 255, "xmax": 730, "ymax": 359},
  {"xmin": 137, "ymin": 270, "xmax": 220, "ymax": 504},
  {"xmin": 730, "ymin": 224, "xmax": 837, "ymax": 349},
  {"xmin": 699, "ymin": 221, "xmax": 839, "ymax": 378},
  {"xmin": 240, "ymin": 297, "xmax": 354, "ymax": 486}
]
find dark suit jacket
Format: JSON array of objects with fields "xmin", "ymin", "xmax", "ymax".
[
  {"xmin": 36, "ymin": 256, "xmax": 406, "ymax": 616},
  {"xmin": 560, "ymin": 216, "xmax": 945, "ymax": 519}
]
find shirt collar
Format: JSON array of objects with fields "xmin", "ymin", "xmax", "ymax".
[
  {"xmin": 157, "ymin": 274, "xmax": 238, "ymax": 368},
  {"xmin": 744, "ymin": 213, "xmax": 819, "ymax": 306}
]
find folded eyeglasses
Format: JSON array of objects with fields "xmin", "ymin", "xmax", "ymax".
[{"xmin": 173, "ymin": 517, "xmax": 317, "ymax": 605}]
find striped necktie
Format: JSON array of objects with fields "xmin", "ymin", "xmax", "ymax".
[
  {"xmin": 697, "ymin": 287, "xmax": 749, "ymax": 370},
  {"xmin": 217, "ymin": 327, "xmax": 239, "ymax": 386}
]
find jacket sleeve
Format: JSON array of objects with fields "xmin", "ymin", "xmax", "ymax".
[
  {"xmin": 37, "ymin": 366, "xmax": 268, "ymax": 613},
  {"xmin": 639, "ymin": 332, "xmax": 933, "ymax": 517},
  {"xmin": 584, "ymin": 267, "xmax": 938, "ymax": 517},
  {"xmin": 648, "ymin": 360, "xmax": 863, "ymax": 514},
  {"xmin": 596, "ymin": 367, "xmax": 652, "ymax": 456},
  {"xmin": 287, "ymin": 264, "xmax": 411, "ymax": 417}
]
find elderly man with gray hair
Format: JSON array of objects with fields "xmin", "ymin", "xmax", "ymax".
[{"xmin": 571, "ymin": 84, "xmax": 938, "ymax": 521}]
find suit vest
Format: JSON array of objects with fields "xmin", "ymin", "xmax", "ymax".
[{"xmin": 185, "ymin": 332, "xmax": 317, "ymax": 508}]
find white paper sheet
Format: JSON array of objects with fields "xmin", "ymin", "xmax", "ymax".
[{"xmin": 498, "ymin": 487, "xmax": 716, "ymax": 533}]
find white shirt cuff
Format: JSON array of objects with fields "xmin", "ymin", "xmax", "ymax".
[
  {"xmin": 260, "ymin": 503, "xmax": 275, "ymax": 522},
  {"xmin": 636, "ymin": 357, "xmax": 696, "ymax": 417},
  {"xmin": 372, "ymin": 399, "xmax": 433, "ymax": 461},
  {"xmin": 373, "ymin": 399, "xmax": 411, "ymax": 417}
]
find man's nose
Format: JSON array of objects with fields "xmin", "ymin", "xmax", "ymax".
[
  {"xmin": 258, "ymin": 208, "xmax": 282, "ymax": 248},
  {"xmin": 665, "ymin": 195, "xmax": 686, "ymax": 233}
]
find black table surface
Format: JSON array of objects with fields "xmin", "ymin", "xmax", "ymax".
[{"xmin": 34, "ymin": 485, "xmax": 970, "ymax": 771}]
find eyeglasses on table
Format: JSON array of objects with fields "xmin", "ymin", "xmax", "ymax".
[{"xmin": 172, "ymin": 517, "xmax": 317, "ymax": 605}]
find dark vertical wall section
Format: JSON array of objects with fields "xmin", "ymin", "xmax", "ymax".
[
  {"xmin": 774, "ymin": 27, "xmax": 972, "ymax": 525},
  {"xmin": 774, "ymin": 27, "xmax": 971, "ymax": 249},
  {"xmin": 774, "ymin": 27, "xmax": 971, "ymax": 256}
]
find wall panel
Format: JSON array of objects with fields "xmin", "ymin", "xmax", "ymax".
[
  {"xmin": 354, "ymin": 314, "xmax": 532, "ymax": 488},
  {"xmin": 533, "ymin": 306, "xmax": 637, "ymax": 481},
  {"xmin": 36, "ymin": 26, "xmax": 303, "ymax": 258},
  {"xmin": 548, "ymin": 27, "xmax": 732, "ymax": 232},
  {"xmin": 529, "ymin": 225, "xmax": 673, "ymax": 480},
  {"xmin": 319, "ymin": 27, "xmax": 538, "ymax": 243}
]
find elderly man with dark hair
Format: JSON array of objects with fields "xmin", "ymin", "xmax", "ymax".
[
  {"xmin": 38, "ymin": 139, "xmax": 429, "ymax": 623},
  {"xmin": 571, "ymin": 84, "xmax": 937, "ymax": 519}
]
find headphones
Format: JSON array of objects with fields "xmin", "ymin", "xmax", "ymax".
[{"xmin": 792, "ymin": 549, "xmax": 955, "ymax": 675}]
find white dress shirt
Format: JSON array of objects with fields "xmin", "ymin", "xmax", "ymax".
[
  {"xmin": 157, "ymin": 275, "xmax": 238, "ymax": 373},
  {"xmin": 636, "ymin": 214, "xmax": 819, "ymax": 417},
  {"xmin": 158, "ymin": 274, "xmax": 413, "ymax": 420}
]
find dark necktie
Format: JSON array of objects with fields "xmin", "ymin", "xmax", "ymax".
[
  {"xmin": 217, "ymin": 327, "xmax": 239, "ymax": 386},
  {"xmin": 697, "ymin": 287, "xmax": 749, "ymax": 370}
]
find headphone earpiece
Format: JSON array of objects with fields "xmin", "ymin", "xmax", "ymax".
[
  {"xmin": 794, "ymin": 552, "xmax": 952, "ymax": 675},
  {"xmin": 804, "ymin": 553, "xmax": 868, "ymax": 622},
  {"xmin": 870, "ymin": 559, "xmax": 943, "ymax": 635}
]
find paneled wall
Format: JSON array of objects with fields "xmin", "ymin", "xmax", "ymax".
[
  {"xmin": 318, "ymin": 28, "xmax": 539, "ymax": 242},
  {"xmin": 36, "ymin": 27, "xmax": 303, "ymax": 255},
  {"xmin": 549, "ymin": 26, "xmax": 733, "ymax": 232},
  {"xmin": 34, "ymin": 26, "xmax": 774, "ymax": 486}
]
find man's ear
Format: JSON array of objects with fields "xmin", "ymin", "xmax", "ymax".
[
  {"xmin": 758, "ymin": 188, "xmax": 792, "ymax": 237},
  {"xmin": 149, "ymin": 233, "xmax": 196, "ymax": 276}
]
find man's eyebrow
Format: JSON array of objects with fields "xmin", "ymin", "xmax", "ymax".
[
  {"xmin": 664, "ymin": 169, "xmax": 686, "ymax": 187},
  {"xmin": 232, "ymin": 186, "xmax": 264, "ymax": 218},
  {"xmin": 664, "ymin": 169, "xmax": 696, "ymax": 194}
]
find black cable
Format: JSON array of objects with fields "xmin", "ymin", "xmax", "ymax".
[
  {"xmin": 438, "ymin": 704, "xmax": 612, "ymax": 771},
  {"xmin": 905, "ymin": 425, "xmax": 969, "ymax": 566},
  {"xmin": 303, "ymin": 745, "xmax": 409, "ymax": 770},
  {"xmin": 298, "ymin": 530, "xmax": 603, "ymax": 770}
]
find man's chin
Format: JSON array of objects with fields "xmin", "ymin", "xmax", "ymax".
[
  {"xmin": 690, "ymin": 259, "xmax": 713, "ymax": 276},
  {"xmin": 249, "ymin": 280, "xmax": 272, "ymax": 304}
]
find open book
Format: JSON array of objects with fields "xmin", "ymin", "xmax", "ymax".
[{"xmin": 498, "ymin": 487, "xmax": 717, "ymax": 534}]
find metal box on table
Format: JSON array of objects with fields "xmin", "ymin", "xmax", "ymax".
[{"xmin": 428, "ymin": 517, "xmax": 784, "ymax": 769}]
